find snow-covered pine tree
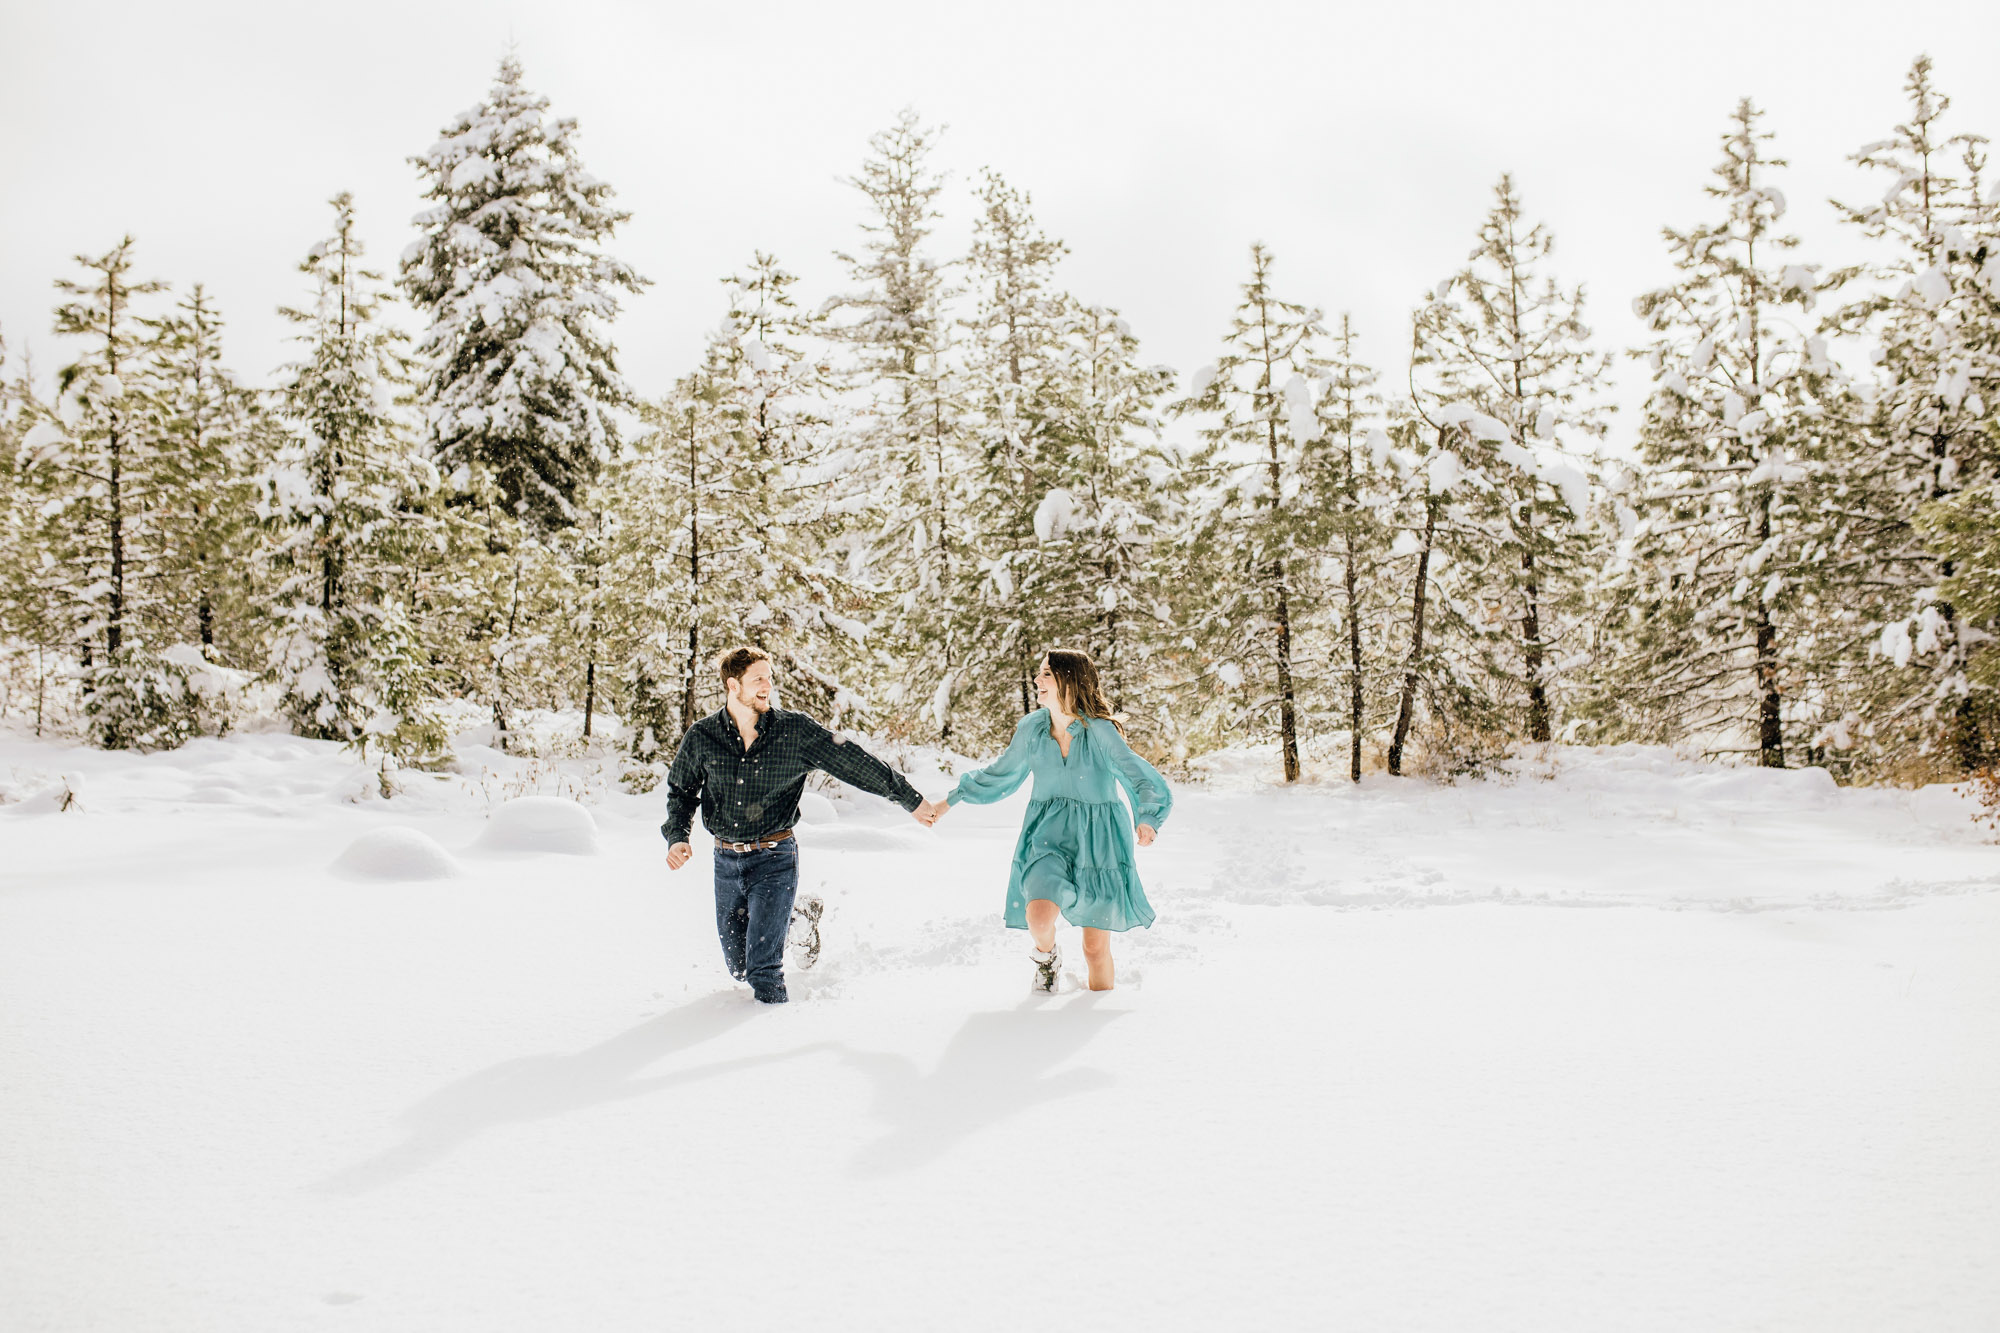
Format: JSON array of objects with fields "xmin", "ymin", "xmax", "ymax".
[
  {"xmin": 401, "ymin": 54, "xmax": 647, "ymax": 534},
  {"xmin": 1824, "ymin": 56, "xmax": 2000, "ymax": 774},
  {"xmin": 1311, "ymin": 315, "xmax": 1397, "ymax": 781},
  {"xmin": 265, "ymin": 193, "xmax": 445, "ymax": 766},
  {"xmin": 1611, "ymin": 100, "xmax": 1846, "ymax": 767},
  {"xmin": 711, "ymin": 254, "xmax": 873, "ymax": 719},
  {"xmin": 822, "ymin": 110, "xmax": 976, "ymax": 740},
  {"xmin": 1173, "ymin": 242, "xmax": 1334, "ymax": 781},
  {"xmin": 142, "ymin": 284, "xmax": 268, "ymax": 667},
  {"xmin": 1053, "ymin": 300, "xmax": 1182, "ymax": 747},
  {"xmin": 958, "ymin": 168, "xmax": 1072, "ymax": 734},
  {"xmin": 0, "ymin": 329, "xmax": 71, "ymax": 731},
  {"xmin": 1380, "ymin": 390, "xmax": 1517, "ymax": 777},
  {"xmin": 48, "ymin": 239, "xmax": 167, "ymax": 672},
  {"xmin": 1410, "ymin": 175, "xmax": 1609, "ymax": 748},
  {"xmin": 603, "ymin": 362, "xmax": 764, "ymax": 746},
  {"xmin": 28, "ymin": 239, "xmax": 231, "ymax": 749}
]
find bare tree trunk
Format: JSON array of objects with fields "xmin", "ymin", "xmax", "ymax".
[
  {"xmin": 107, "ymin": 403, "xmax": 125, "ymax": 658},
  {"xmin": 1753, "ymin": 491, "xmax": 1783, "ymax": 767},
  {"xmin": 1522, "ymin": 547, "xmax": 1550, "ymax": 743},
  {"xmin": 1389, "ymin": 490, "xmax": 1438, "ymax": 777},
  {"xmin": 1344, "ymin": 531, "xmax": 1364, "ymax": 783},
  {"xmin": 1274, "ymin": 566, "xmax": 1300, "ymax": 783}
]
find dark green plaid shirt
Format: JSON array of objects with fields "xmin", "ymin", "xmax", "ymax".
[{"xmin": 660, "ymin": 706, "xmax": 924, "ymax": 846}]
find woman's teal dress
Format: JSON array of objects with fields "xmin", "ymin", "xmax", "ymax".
[{"xmin": 946, "ymin": 708, "xmax": 1173, "ymax": 932}]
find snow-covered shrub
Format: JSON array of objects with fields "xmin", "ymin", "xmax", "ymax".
[{"xmin": 85, "ymin": 644, "xmax": 245, "ymax": 751}]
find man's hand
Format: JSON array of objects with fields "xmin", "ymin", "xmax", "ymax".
[
  {"xmin": 1135, "ymin": 824, "xmax": 1157, "ymax": 847},
  {"xmin": 667, "ymin": 842, "xmax": 693, "ymax": 870},
  {"xmin": 913, "ymin": 798, "xmax": 948, "ymax": 827}
]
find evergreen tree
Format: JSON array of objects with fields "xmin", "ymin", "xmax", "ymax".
[
  {"xmin": 959, "ymin": 168, "xmax": 1072, "ymax": 733},
  {"xmin": 1381, "ymin": 395, "xmax": 1519, "ymax": 777},
  {"xmin": 1312, "ymin": 315, "xmax": 1397, "ymax": 781},
  {"xmin": 1173, "ymin": 242, "xmax": 1332, "ymax": 782},
  {"xmin": 822, "ymin": 110, "xmax": 975, "ymax": 740},
  {"xmin": 402, "ymin": 54, "xmax": 647, "ymax": 533},
  {"xmin": 27, "ymin": 239, "xmax": 236, "ymax": 748},
  {"xmin": 600, "ymin": 368, "xmax": 751, "ymax": 751},
  {"xmin": 50, "ymin": 238, "xmax": 167, "ymax": 670},
  {"xmin": 143, "ymin": 285, "xmax": 267, "ymax": 666},
  {"xmin": 265, "ymin": 193, "xmax": 444, "ymax": 764},
  {"xmin": 1824, "ymin": 56, "xmax": 2000, "ymax": 772},
  {"xmin": 0, "ymin": 330, "xmax": 71, "ymax": 732},
  {"xmin": 1054, "ymin": 300, "xmax": 1182, "ymax": 745},
  {"xmin": 1411, "ymin": 175, "xmax": 1609, "ymax": 747},
  {"xmin": 1611, "ymin": 100, "xmax": 1846, "ymax": 767},
  {"xmin": 710, "ymin": 255, "xmax": 872, "ymax": 717}
]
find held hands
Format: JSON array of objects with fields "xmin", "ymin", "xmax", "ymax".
[
  {"xmin": 667, "ymin": 842, "xmax": 693, "ymax": 870},
  {"xmin": 1135, "ymin": 824, "xmax": 1157, "ymax": 847},
  {"xmin": 913, "ymin": 798, "xmax": 949, "ymax": 828}
]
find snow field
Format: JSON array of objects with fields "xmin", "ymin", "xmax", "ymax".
[{"xmin": 2, "ymin": 727, "xmax": 1997, "ymax": 1331}]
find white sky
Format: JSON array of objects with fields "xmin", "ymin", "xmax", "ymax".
[{"xmin": 4, "ymin": 0, "xmax": 1998, "ymax": 442}]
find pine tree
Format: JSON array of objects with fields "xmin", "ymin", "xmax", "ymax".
[
  {"xmin": 1611, "ymin": 100, "xmax": 1846, "ymax": 767},
  {"xmin": 50, "ymin": 238, "xmax": 167, "ymax": 669},
  {"xmin": 143, "ymin": 285, "xmax": 267, "ymax": 667},
  {"xmin": 1411, "ymin": 175, "xmax": 1609, "ymax": 748},
  {"xmin": 710, "ymin": 255, "xmax": 871, "ymax": 717},
  {"xmin": 0, "ymin": 329, "xmax": 70, "ymax": 732},
  {"xmin": 1173, "ymin": 242, "xmax": 1332, "ymax": 782},
  {"xmin": 29, "ymin": 239, "xmax": 234, "ymax": 749},
  {"xmin": 600, "ymin": 367, "xmax": 754, "ymax": 751},
  {"xmin": 1382, "ymin": 394, "xmax": 1518, "ymax": 777},
  {"xmin": 401, "ymin": 54, "xmax": 647, "ymax": 533},
  {"xmin": 822, "ymin": 110, "xmax": 975, "ymax": 740},
  {"xmin": 1824, "ymin": 56, "xmax": 2000, "ymax": 773},
  {"xmin": 1312, "ymin": 315, "xmax": 1396, "ymax": 781},
  {"xmin": 959, "ymin": 169, "xmax": 1071, "ymax": 734},
  {"xmin": 1053, "ymin": 300, "xmax": 1182, "ymax": 745},
  {"xmin": 265, "ymin": 193, "xmax": 444, "ymax": 764}
]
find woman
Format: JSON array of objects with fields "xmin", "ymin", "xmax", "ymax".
[{"xmin": 931, "ymin": 649, "xmax": 1171, "ymax": 992}]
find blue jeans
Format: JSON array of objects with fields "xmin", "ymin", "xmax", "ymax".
[{"xmin": 713, "ymin": 841, "xmax": 799, "ymax": 997}]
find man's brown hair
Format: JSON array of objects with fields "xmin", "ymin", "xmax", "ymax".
[{"xmin": 716, "ymin": 645, "xmax": 772, "ymax": 691}]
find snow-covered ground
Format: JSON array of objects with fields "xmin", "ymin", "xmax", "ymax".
[{"xmin": 3, "ymin": 724, "xmax": 1997, "ymax": 1331}]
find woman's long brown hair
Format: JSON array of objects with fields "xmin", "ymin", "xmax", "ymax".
[{"xmin": 1044, "ymin": 649, "xmax": 1121, "ymax": 732}]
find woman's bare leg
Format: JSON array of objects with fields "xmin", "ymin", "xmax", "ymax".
[
  {"xmin": 1026, "ymin": 898, "xmax": 1060, "ymax": 954},
  {"xmin": 1082, "ymin": 927, "xmax": 1114, "ymax": 991}
]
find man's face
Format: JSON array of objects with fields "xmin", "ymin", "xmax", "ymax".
[{"xmin": 730, "ymin": 661, "xmax": 774, "ymax": 713}]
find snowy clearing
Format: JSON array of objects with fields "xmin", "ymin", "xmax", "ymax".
[{"xmin": 3, "ymin": 727, "xmax": 1998, "ymax": 1331}]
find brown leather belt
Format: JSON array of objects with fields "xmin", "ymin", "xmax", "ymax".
[{"xmin": 715, "ymin": 829, "xmax": 794, "ymax": 852}]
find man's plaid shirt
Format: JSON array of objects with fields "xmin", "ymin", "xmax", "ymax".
[{"xmin": 660, "ymin": 706, "xmax": 923, "ymax": 846}]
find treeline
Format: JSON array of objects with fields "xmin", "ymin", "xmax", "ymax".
[{"xmin": 1, "ymin": 55, "xmax": 1996, "ymax": 786}]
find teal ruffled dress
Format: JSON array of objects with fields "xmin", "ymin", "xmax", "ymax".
[{"xmin": 946, "ymin": 708, "xmax": 1173, "ymax": 932}]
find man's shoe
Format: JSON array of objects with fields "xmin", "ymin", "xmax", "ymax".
[
  {"xmin": 1031, "ymin": 943, "xmax": 1060, "ymax": 994},
  {"xmin": 753, "ymin": 986, "xmax": 789, "ymax": 1004},
  {"xmin": 788, "ymin": 895, "xmax": 825, "ymax": 970}
]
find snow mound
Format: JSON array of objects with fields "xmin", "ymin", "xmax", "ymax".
[
  {"xmin": 5, "ymin": 774, "xmax": 85, "ymax": 815},
  {"xmin": 332, "ymin": 827, "xmax": 463, "ymax": 881},
  {"xmin": 476, "ymin": 795, "xmax": 600, "ymax": 856},
  {"xmin": 797, "ymin": 791, "xmax": 839, "ymax": 825}
]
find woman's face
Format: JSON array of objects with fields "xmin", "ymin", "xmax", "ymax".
[{"xmin": 1034, "ymin": 658, "xmax": 1062, "ymax": 712}]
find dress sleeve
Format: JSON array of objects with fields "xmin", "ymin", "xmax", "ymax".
[
  {"xmin": 1099, "ymin": 722, "xmax": 1172, "ymax": 829},
  {"xmin": 947, "ymin": 721, "xmax": 1037, "ymax": 806}
]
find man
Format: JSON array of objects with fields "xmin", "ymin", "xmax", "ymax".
[{"xmin": 662, "ymin": 646, "xmax": 945, "ymax": 1004}]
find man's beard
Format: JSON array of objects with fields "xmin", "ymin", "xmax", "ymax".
[{"xmin": 748, "ymin": 693, "xmax": 773, "ymax": 713}]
